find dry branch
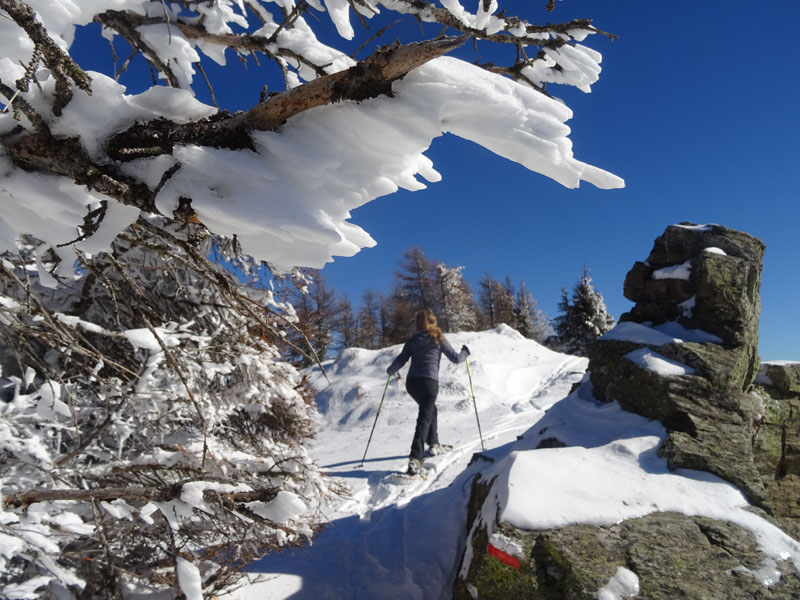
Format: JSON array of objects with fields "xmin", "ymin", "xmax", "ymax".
[{"xmin": 3, "ymin": 485, "xmax": 280, "ymax": 508}]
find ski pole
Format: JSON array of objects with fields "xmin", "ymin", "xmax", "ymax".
[
  {"xmin": 465, "ymin": 358, "xmax": 485, "ymax": 451},
  {"xmin": 358, "ymin": 374, "xmax": 392, "ymax": 467}
]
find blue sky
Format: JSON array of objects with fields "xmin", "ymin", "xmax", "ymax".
[{"xmin": 73, "ymin": 1, "xmax": 799, "ymax": 360}]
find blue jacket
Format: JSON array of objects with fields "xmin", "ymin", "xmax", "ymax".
[{"xmin": 387, "ymin": 332, "xmax": 468, "ymax": 381}]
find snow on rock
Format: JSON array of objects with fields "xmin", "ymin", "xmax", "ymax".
[
  {"xmin": 650, "ymin": 320, "xmax": 721, "ymax": 344},
  {"xmin": 486, "ymin": 390, "xmax": 800, "ymax": 574},
  {"xmin": 675, "ymin": 223, "xmax": 714, "ymax": 231},
  {"xmin": 597, "ymin": 566, "xmax": 640, "ymax": 600},
  {"xmin": 600, "ymin": 320, "xmax": 721, "ymax": 345},
  {"xmin": 599, "ymin": 322, "xmax": 677, "ymax": 345},
  {"xmin": 652, "ymin": 260, "xmax": 691, "ymax": 280},
  {"xmin": 624, "ymin": 348, "xmax": 695, "ymax": 376}
]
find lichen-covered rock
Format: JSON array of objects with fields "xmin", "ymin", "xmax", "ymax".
[
  {"xmin": 588, "ymin": 223, "xmax": 770, "ymax": 508},
  {"xmin": 454, "ymin": 224, "xmax": 800, "ymax": 600},
  {"xmin": 759, "ymin": 362, "xmax": 800, "ymax": 395},
  {"xmin": 754, "ymin": 362, "xmax": 800, "ymax": 541},
  {"xmin": 455, "ymin": 510, "xmax": 800, "ymax": 599}
]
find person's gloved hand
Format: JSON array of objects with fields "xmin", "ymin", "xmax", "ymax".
[{"xmin": 461, "ymin": 345, "xmax": 470, "ymax": 356}]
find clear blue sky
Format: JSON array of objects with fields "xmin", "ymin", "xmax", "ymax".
[{"xmin": 73, "ymin": 1, "xmax": 800, "ymax": 360}]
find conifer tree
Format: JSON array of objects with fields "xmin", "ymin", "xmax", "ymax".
[
  {"xmin": 514, "ymin": 282, "xmax": 552, "ymax": 342},
  {"xmin": 336, "ymin": 294, "xmax": 357, "ymax": 350},
  {"xmin": 479, "ymin": 275, "xmax": 515, "ymax": 328},
  {"xmin": 478, "ymin": 275, "xmax": 501, "ymax": 328},
  {"xmin": 287, "ymin": 269, "xmax": 339, "ymax": 366},
  {"xmin": 498, "ymin": 276, "xmax": 517, "ymax": 326},
  {"xmin": 552, "ymin": 268, "xmax": 616, "ymax": 355},
  {"xmin": 394, "ymin": 247, "xmax": 440, "ymax": 313},
  {"xmin": 355, "ymin": 290, "xmax": 382, "ymax": 349},
  {"xmin": 436, "ymin": 263, "xmax": 478, "ymax": 332}
]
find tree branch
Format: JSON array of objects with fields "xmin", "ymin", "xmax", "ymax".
[
  {"xmin": 3, "ymin": 485, "xmax": 280, "ymax": 508},
  {"xmin": 0, "ymin": 0, "xmax": 92, "ymax": 114}
]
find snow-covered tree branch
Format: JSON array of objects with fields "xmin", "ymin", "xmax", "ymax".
[{"xmin": 1, "ymin": 0, "xmax": 622, "ymax": 272}]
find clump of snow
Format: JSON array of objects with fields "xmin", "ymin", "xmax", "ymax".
[
  {"xmin": 600, "ymin": 320, "xmax": 721, "ymax": 346},
  {"xmin": 704, "ymin": 247, "xmax": 727, "ymax": 255},
  {"xmin": 176, "ymin": 557, "xmax": 203, "ymax": 600},
  {"xmin": 755, "ymin": 371, "xmax": 774, "ymax": 386},
  {"xmin": 652, "ymin": 260, "xmax": 691, "ymax": 280},
  {"xmin": 675, "ymin": 223, "xmax": 714, "ymax": 231},
  {"xmin": 597, "ymin": 566, "xmax": 640, "ymax": 600},
  {"xmin": 599, "ymin": 322, "xmax": 677, "ymax": 345},
  {"xmin": 678, "ymin": 295, "xmax": 695, "ymax": 318},
  {"xmin": 101, "ymin": 499, "xmax": 135, "ymax": 521},
  {"xmin": 625, "ymin": 348, "xmax": 695, "ymax": 376},
  {"xmin": 123, "ymin": 327, "xmax": 181, "ymax": 351},
  {"xmin": 247, "ymin": 491, "xmax": 306, "ymax": 525},
  {"xmin": 155, "ymin": 57, "xmax": 622, "ymax": 270}
]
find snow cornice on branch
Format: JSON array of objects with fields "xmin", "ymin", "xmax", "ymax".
[
  {"xmin": 0, "ymin": 0, "xmax": 622, "ymax": 273},
  {"xmin": 106, "ymin": 34, "xmax": 469, "ymax": 162},
  {"xmin": 4, "ymin": 35, "xmax": 467, "ymax": 220}
]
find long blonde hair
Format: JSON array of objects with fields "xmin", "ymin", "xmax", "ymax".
[{"xmin": 416, "ymin": 309, "xmax": 444, "ymax": 344}]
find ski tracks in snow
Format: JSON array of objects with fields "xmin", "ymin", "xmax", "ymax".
[
  {"xmin": 331, "ymin": 354, "xmax": 587, "ymax": 519},
  {"xmin": 234, "ymin": 343, "xmax": 588, "ymax": 600}
]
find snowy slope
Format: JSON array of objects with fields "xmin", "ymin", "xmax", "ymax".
[
  {"xmin": 226, "ymin": 325, "xmax": 585, "ymax": 599},
  {"xmin": 226, "ymin": 326, "xmax": 800, "ymax": 599}
]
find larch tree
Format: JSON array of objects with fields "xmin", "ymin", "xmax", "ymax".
[
  {"xmin": 355, "ymin": 289, "xmax": 382, "ymax": 349},
  {"xmin": 394, "ymin": 246, "xmax": 440, "ymax": 314},
  {"xmin": 478, "ymin": 274, "xmax": 514, "ymax": 328},
  {"xmin": 286, "ymin": 269, "xmax": 339, "ymax": 366},
  {"xmin": 552, "ymin": 268, "xmax": 616, "ymax": 355},
  {"xmin": 0, "ymin": 0, "xmax": 622, "ymax": 597},
  {"xmin": 498, "ymin": 276, "xmax": 517, "ymax": 326},
  {"xmin": 336, "ymin": 293, "xmax": 357, "ymax": 350}
]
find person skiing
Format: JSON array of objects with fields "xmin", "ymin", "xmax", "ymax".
[{"xmin": 387, "ymin": 309, "xmax": 470, "ymax": 475}]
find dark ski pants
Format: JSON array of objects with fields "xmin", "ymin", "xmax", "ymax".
[{"xmin": 406, "ymin": 376, "xmax": 439, "ymax": 461}]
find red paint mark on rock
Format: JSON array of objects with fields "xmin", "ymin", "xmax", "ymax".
[{"xmin": 487, "ymin": 543, "xmax": 520, "ymax": 570}]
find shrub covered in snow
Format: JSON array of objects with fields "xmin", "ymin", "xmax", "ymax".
[{"xmin": 0, "ymin": 225, "xmax": 333, "ymax": 598}]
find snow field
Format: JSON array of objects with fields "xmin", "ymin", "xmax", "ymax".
[{"xmin": 231, "ymin": 326, "xmax": 800, "ymax": 599}]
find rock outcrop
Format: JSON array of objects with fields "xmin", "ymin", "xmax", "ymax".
[
  {"xmin": 588, "ymin": 223, "xmax": 768, "ymax": 507},
  {"xmin": 454, "ymin": 224, "xmax": 800, "ymax": 599},
  {"xmin": 754, "ymin": 361, "xmax": 800, "ymax": 541}
]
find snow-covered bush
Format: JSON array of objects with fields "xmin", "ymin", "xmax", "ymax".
[{"xmin": 0, "ymin": 225, "xmax": 332, "ymax": 598}]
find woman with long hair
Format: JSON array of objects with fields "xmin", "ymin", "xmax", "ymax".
[{"xmin": 387, "ymin": 309, "xmax": 470, "ymax": 475}]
